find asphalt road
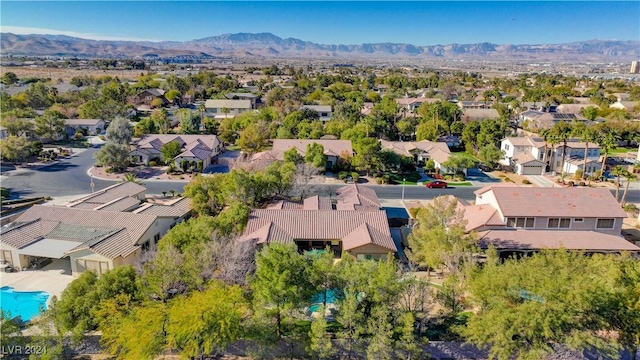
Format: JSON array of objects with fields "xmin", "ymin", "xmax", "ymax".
[{"xmin": 1, "ymin": 147, "xmax": 639, "ymax": 204}]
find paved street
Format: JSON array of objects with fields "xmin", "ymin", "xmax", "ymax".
[{"xmin": 1, "ymin": 146, "xmax": 639, "ymax": 204}]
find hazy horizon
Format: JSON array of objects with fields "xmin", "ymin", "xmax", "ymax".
[{"xmin": 1, "ymin": 1, "xmax": 639, "ymax": 45}]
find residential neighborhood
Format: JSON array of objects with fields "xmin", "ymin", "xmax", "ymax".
[{"xmin": 1, "ymin": 11, "xmax": 640, "ymax": 358}]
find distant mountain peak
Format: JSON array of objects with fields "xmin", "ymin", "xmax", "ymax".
[{"xmin": 2, "ymin": 32, "xmax": 639, "ymax": 61}]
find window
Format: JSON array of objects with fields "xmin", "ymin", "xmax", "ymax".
[
  {"xmin": 504, "ymin": 144, "xmax": 510, "ymax": 150},
  {"xmin": 142, "ymin": 240, "xmax": 150, "ymax": 252},
  {"xmin": 154, "ymin": 234, "xmax": 161, "ymax": 244},
  {"xmin": 507, "ymin": 217, "xmax": 534, "ymax": 228},
  {"xmin": 548, "ymin": 218, "xmax": 571, "ymax": 228},
  {"xmin": 574, "ymin": 218, "xmax": 584, "ymax": 222},
  {"xmin": 596, "ymin": 218, "xmax": 615, "ymax": 229}
]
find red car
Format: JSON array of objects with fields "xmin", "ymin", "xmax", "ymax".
[{"xmin": 426, "ymin": 180, "xmax": 448, "ymax": 189}]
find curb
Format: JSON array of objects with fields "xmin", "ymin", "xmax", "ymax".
[{"xmin": 87, "ymin": 167, "xmax": 191, "ymax": 183}]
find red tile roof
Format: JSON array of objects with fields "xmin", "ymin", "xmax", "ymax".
[
  {"xmin": 478, "ymin": 229, "xmax": 640, "ymax": 252},
  {"xmin": 240, "ymin": 209, "xmax": 396, "ymax": 252},
  {"xmin": 487, "ymin": 186, "xmax": 627, "ymax": 218}
]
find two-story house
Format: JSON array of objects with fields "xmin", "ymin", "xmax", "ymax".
[
  {"xmin": 500, "ymin": 136, "xmax": 601, "ymax": 176},
  {"xmin": 458, "ymin": 185, "xmax": 639, "ymax": 258},
  {"xmin": 225, "ymin": 93, "xmax": 259, "ymax": 109},
  {"xmin": 396, "ymin": 97, "xmax": 440, "ymax": 115}
]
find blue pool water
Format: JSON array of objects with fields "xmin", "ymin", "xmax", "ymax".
[
  {"xmin": 0, "ymin": 286, "xmax": 49, "ymax": 322},
  {"xmin": 308, "ymin": 289, "xmax": 339, "ymax": 312}
]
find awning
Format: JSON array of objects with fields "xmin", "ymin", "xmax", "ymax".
[{"xmin": 18, "ymin": 239, "xmax": 80, "ymax": 259}]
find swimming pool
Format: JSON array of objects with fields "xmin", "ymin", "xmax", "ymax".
[
  {"xmin": 308, "ymin": 289, "xmax": 340, "ymax": 313},
  {"xmin": 0, "ymin": 286, "xmax": 49, "ymax": 322}
]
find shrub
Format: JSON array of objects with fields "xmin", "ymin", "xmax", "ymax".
[
  {"xmin": 149, "ymin": 161, "xmax": 157, "ymax": 167},
  {"xmin": 522, "ymin": 179, "xmax": 531, "ymax": 184},
  {"xmin": 105, "ymin": 168, "xmax": 114, "ymax": 173},
  {"xmin": 375, "ymin": 177, "xmax": 385, "ymax": 184},
  {"xmin": 498, "ymin": 174, "xmax": 506, "ymax": 178},
  {"xmin": 567, "ymin": 181, "xmax": 574, "ymax": 187},
  {"xmin": 74, "ymin": 132, "xmax": 83, "ymax": 140},
  {"xmin": 623, "ymin": 203, "xmax": 639, "ymax": 213},
  {"xmin": 351, "ymin": 172, "xmax": 360, "ymax": 183},
  {"xmin": 557, "ymin": 178, "xmax": 564, "ymax": 183},
  {"xmin": 338, "ymin": 171, "xmax": 348, "ymax": 180},
  {"xmin": 574, "ymin": 169, "xmax": 584, "ymax": 180},
  {"xmin": 578, "ymin": 181, "xmax": 586, "ymax": 187}
]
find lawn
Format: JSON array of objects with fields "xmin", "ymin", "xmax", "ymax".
[
  {"xmin": 607, "ymin": 147, "xmax": 636, "ymax": 155},
  {"xmin": 385, "ymin": 171, "xmax": 423, "ymax": 185}
]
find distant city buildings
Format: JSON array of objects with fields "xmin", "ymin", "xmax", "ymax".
[{"xmin": 631, "ymin": 61, "xmax": 640, "ymax": 74}]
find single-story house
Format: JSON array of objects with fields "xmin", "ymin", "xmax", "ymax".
[
  {"xmin": 271, "ymin": 139, "xmax": 353, "ymax": 169},
  {"xmin": 0, "ymin": 197, "xmax": 191, "ymax": 276},
  {"xmin": 205, "ymin": 99, "xmax": 252, "ymax": 119},
  {"xmin": 129, "ymin": 134, "xmax": 223, "ymax": 168},
  {"xmin": 225, "ymin": 93, "xmax": 259, "ymax": 108},
  {"xmin": 461, "ymin": 108, "xmax": 500, "ymax": 123},
  {"xmin": 239, "ymin": 184, "xmax": 396, "ymax": 260},
  {"xmin": 64, "ymin": 119, "xmax": 106, "ymax": 136},
  {"xmin": 129, "ymin": 89, "xmax": 168, "ymax": 109},
  {"xmin": 301, "ymin": 105, "xmax": 332, "ymax": 122}
]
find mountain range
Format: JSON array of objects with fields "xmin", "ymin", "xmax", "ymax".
[{"xmin": 2, "ymin": 32, "xmax": 639, "ymax": 61}]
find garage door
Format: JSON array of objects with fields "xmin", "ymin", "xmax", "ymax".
[{"xmin": 520, "ymin": 165, "xmax": 543, "ymax": 175}]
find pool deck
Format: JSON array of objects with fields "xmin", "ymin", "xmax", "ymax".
[{"xmin": 0, "ymin": 259, "xmax": 75, "ymax": 302}]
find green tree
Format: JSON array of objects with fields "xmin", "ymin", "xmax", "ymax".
[
  {"xmin": 159, "ymin": 216, "xmax": 216, "ymax": 252},
  {"xmin": 307, "ymin": 305, "xmax": 335, "ymax": 359},
  {"xmin": 351, "ymin": 137, "xmax": 382, "ymax": 175},
  {"xmin": 250, "ymin": 243, "xmax": 313, "ymax": 339},
  {"xmin": 95, "ymin": 142, "xmax": 130, "ymax": 171},
  {"xmin": 461, "ymin": 249, "xmax": 624, "ymax": 360},
  {"xmin": 105, "ymin": 116, "xmax": 133, "ymax": 145},
  {"xmin": 237, "ymin": 122, "xmax": 268, "ymax": 155},
  {"xmin": 582, "ymin": 106, "xmax": 599, "ymax": 121},
  {"xmin": 597, "ymin": 130, "xmax": 619, "ymax": 180},
  {"xmin": 611, "ymin": 165, "xmax": 626, "ymax": 201},
  {"xmin": 305, "ymin": 142, "xmax": 327, "ymax": 169},
  {"xmin": 478, "ymin": 143, "xmax": 505, "ymax": 169},
  {"xmin": 366, "ymin": 305, "xmax": 394, "ymax": 360},
  {"xmin": 167, "ymin": 281, "xmax": 248, "ymax": 358},
  {"xmin": 1, "ymin": 71, "xmax": 19, "ymax": 85},
  {"xmin": 264, "ymin": 160, "xmax": 296, "ymax": 196},
  {"xmin": 576, "ymin": 125, "xmax": 599, "ymax": 180},
  {"xmin": 175, "ymin": 108, "xmax": 200, "ymax": 134},
  {"xmin": 151, "ymin": 109, "xmax": 171, "ymax": 134},
  {"xmin": 122, "ymin": 173, "xmax": 143, "ymax": 185},
  {"xmin": 620, "ymin": 170, "xmax": 637, "ymax": 207},
  {"xmin": 35, "ymin": 110, "xmax": 65, "ymax": 141},
  {"xmin": 549, "ymin": 121, "xmax": 573, "ymax": 172},
  {"xmin": 395, "ymin": 311, "xmax": 421, "ymax": 360},
  {"xmin": 2, "ymin": 116, "xmax": 34, "ymax": 137},
  {"xmin": 0, "ymin": 136, "xmax": 31, "ymax": 163},
  {"xmin": 283, "ymin": 147, "xmax": 304, "ymax": 164},
  {"xmin": 407, "ymin": 195, "xmax": 478, "ymax": 275},
  {"xmin": 441, "ymin": 154, "xmax": 477, "ymax": 176},
  {"xmin": 160, "ymin": 140, "xmax": 182, "ymax": 164}
]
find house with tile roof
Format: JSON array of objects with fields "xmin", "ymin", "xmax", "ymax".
[
  {"xmin": 396, "ymin": 97, "xmax": 440, "ymax": 115},
  {"xmin": 239, "ymin": 184, "xmax": 397, "ymax": 260},
  {"xmin": 457, "ymin": 184, "xmax": 639, "ymax": 257},
  {"xmin": 129, "ymin": 134, "xmax": 223, "ymax": 168},
  {"xmin": 301, "ymin": 105, "xmax": 332, "ymax": 122},
  {"xmin": 461, "ymin": 108, "xmax": 500, "ymax": 123},
  {"xmin": 271, "ymin": 139, "xmax": 353, "ymax": 169},
  {"xmin": 0, "ymin": 186, "xmax": 192, "ymax": 275},
  {"xmin": 380, "ymin": 140, "xmax": 454, "ymax": 171},
  {"xmin": 129, "ymin": 89, "xmax": 168, "ymax": 109},
  {"xmin": 500, "ymin": 136, "xmax": 600, "ymax": 175},
  {"xmin": 64, "ymin": 119, "xmax": 106, "ymax": 136},
  {"xmin": 204, "ymin": 99, "xmax": 253, "ymax": 119}
]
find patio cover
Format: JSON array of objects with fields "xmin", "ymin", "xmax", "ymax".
[{"xmin": 18, "ymin": 239, "xmax": 79, "ymax": 259}]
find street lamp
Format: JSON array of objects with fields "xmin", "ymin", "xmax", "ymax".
[{"xmin": 90, "ymin": 175, "xmax": 95, "ymax": 193}]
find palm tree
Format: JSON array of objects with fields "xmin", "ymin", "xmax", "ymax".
[
  {"xmin": 597, "ymin": 132, "xmax": 619, "ymax": 180},
  {"xmin": 620, "ymin": 171, "xmax": 637, "ymax": 207},
  {"xmin": 122, "ymin": 173, "xmax": 143, "ymax": 185},
  {"xmin": 546, "ymin": 132, "xmax": 561, "ymax": 174},
  {"xmin": 578, "ymin": 126, "xmax": 598, "ymax": 181},
  {"xmin": 197, "ymin": 103, "xmax": 206, "ymax": 132},
  {"xmin": 539, "ymin": 128, "xmax": 551, "ymax": 171},
  {"xmin": 550, "ymin": 122, "xmax": 573, "ymax": 174},
  {"xmin": 611, "ymin": 165, "xmax": 626, "ymax": 201}
]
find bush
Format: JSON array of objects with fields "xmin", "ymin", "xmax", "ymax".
[
  {"xmin": 148, "ymin": 161, "xmax": 157, "ymax": 167},
  {"xmin": 567, "ymin": 181, "xmax": 574, "ymax": 187},
  {"xmin": 574, "ymin": 170, "xmax": 584, "ymax": 180},
  {"xmin": 338, "ymin": 171, "xmax": 348, "ymax": 180},
  {"xmin": 498, "ymin": 174, "xmax": 506, "ymax": 178},
  {"xmin": 351, "ymin": 172, "xmax": 360, "ymax": 183},
  {"xmin": 74, "ymin": 131, "xmax": 84, "ymax": 140},
  {"xmin": 105, "ymin": 168, "xmax": 114, "ymax": 173},
  {"xmin": 623, "ymin": 203, "xmax": 639, "ymax": 213},
  {"xmin": 522, "ymin": 179, "xmax": 531, "ymax": 184},
  {"xmin": 375, "ymin": 177, "xmax": 386, "ymax": 184},
  {"xmin": 578, "ymin": 181, "xmax": 586, "ymax": 187},
  {"xmin": 557, "ymin": 178, "xmax": 564, "ymax": 183}
]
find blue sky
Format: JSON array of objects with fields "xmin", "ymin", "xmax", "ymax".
[{"xmin": 1, "ymin": 1, "xmax": 639, "ymax": 45}]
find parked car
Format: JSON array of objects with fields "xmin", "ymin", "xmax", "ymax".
[
  {"xmin": 478, "ymin": 163, "xmax": 492, "ymax": 172},
  {"xmin": 425, "ymin": 180, "xmax": 448, "ymax": 188}
]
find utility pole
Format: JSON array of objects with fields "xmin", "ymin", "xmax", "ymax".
[
  {"xmin": 402, "ymin": 178, "xmax": 406, "ymax": 201},
  {"xmin": 90, "ymin": 175, "xmax": 95, "ymax": 193}
]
